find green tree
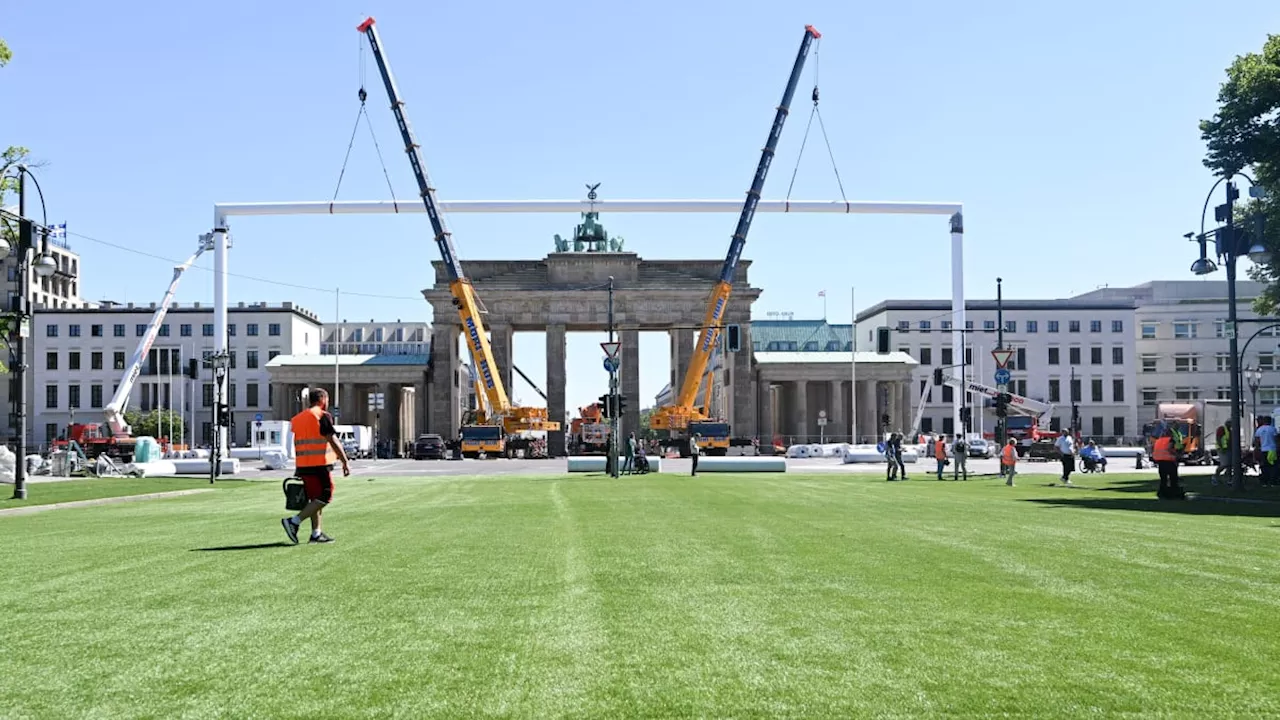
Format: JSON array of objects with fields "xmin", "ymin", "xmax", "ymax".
[
  {"xmin": 1200, "ymin": 34, "xmax": 1280, "ymax": 313},
  {"xmin": 123, "ymin": 409, "xmax": 184, "ymax": 440},
  {"xmin": 0, "ymin": 37, "xmax": 40, "ymax": 372}
]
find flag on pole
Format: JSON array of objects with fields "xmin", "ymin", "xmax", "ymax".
[
  {"xmin": 817, "ymin": 290, "xmax": 826, "ymax": 297},
  {"xmin": 49, "ymin": 223, "xmax": 66, "ymax": 239}
]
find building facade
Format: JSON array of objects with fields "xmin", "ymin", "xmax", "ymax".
[{"xmin": 30, "ymin": 301, "xmax": 323, "ymax": 448}]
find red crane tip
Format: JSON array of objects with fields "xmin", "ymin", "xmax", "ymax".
[
  {"xmin": 357, "ymin": 17, "xmax": 376, "ymax": 32},
  {"xmin": 805, "ymin": 24, "xmax": 821, "ymax": 39}
]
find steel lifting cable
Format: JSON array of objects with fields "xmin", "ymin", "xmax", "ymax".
[
  {"xmin": 784, "ymin": 38, "xmax": 850, "ymax": 211},
  {"xmin": 330, "ymin": 39, "xmax": 401, "ymax": 213}
]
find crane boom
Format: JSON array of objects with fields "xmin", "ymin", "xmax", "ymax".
[
  {"xmin": 358, "ymin": 17, "xmax": 556, "ymax": 434},
  {"xmin": 652, "ymin": 25, "xmax": 821, "ymax": 434},
  {"xmin": 103, "ymin": 237, "xmax": 213, "ymax": 437},
  {"xmin": 943, "ymin": 376, "xmax": 1056, "ymax": 421}
]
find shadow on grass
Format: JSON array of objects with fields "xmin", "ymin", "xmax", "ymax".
[
  {"xmin": 1025, "ymin": 496, "xmax": 1280, "ymax": 518},
  {"xmin": 191, "ymin": 542, "xmax": 292, "ymax": 552}
]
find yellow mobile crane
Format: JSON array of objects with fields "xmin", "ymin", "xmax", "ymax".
[
  {"xmin": 358, "ymin": 17, "xmax": 558, "ymax": 457},
  {"xmin": 650, "ymin": 25, "xmax": 821, "ymax": 456}
]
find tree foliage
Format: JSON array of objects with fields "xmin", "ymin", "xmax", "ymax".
[
  {"xmin": 0, "ymin": 38, "xmax": 10, "ymax": 68},
  {"xmin": 123, "ymin": 409, "xmax": 184, "ymax": 441},
  {"xmin": 1200, "ymin": 35, "xmax": 1280, "ymax": 313}
]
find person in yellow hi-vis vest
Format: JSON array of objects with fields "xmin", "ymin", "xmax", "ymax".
[
  {"xmin": 1153, "ymin": 425, "xmax": 1185, "ymax": 500},
  {"xmin": 1001, "ymin": 438, "xmax": 1018, "ymax": 487},
  {"xmin": 1254, "ymin": 416, "xmax": 1279, "ymax": 487}
]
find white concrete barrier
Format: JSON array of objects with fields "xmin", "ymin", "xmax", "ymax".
[
  {"xmin": 131, "ymin": 461, "xmax": 179, "ymax": 477},
  {"xmin": 1101, "ymin": 447, "xmax": 1143, "ymax": 458},
  {"xmin": 842, "ymin": 446, "xmax": 920, "ymax": 464},
  {"xmin": 697, "ymin": 457, "xmax": 786, "ymax": 473},
  {"xmin": 566, "ymin": 457, "xmax": 664, "ymax": 473},
  {"xmin": 169, "ymin": 458, "xmax": 242, "ymax": 475}
]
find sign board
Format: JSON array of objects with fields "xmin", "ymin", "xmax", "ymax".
[
  {"xmin": 367, "ymin": 392, "xmax": 385, "ymax": 411},
  {"xmin": 601, "ymin": 341, "xmax": 621, "ymax": 360},
  {"xmin": 254, "ymin": 413, "xmax": 264, "ymax": 422},
  {"xmin": 818, "ymin": 410, "xmax": 827, "ymax": 419},
  {"xmin": 817, "ymin": 417, "xmax": 828, "ymax": 427},
  {"xmin": 1225, "ymin": 321, "xmax": 1237, "ymax": 340},
  {"xmin": 603, "ymin": 357, "xmax": 619, "ymax": 373},
  {"xmin": 991, "ymin": 349, "xmax": 1015, "ymax": 369},
  {"xmin": 993, "ymin": 368, "xmax": 1011, "ymax": 385}
]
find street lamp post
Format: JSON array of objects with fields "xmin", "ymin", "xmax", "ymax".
[
  {"xmin": 208, "ymin": 351, "xmax": 230, "ymax": 484},
  {"xmin": 1189, "ymin": 172, "xmax": 1268, "ymax": 491},
  {"xmin": 1, "ymin": 165, "xmax": 61, "ymax": 500},
  {"xmin": 1245, "ymin": 365, "xmax": 1263, "ymax": 423}
]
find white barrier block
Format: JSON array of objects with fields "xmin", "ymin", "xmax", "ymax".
[
  {"xmin": 169, "ymin": 458, "xmax": 242, "ymax": 475},
  {"xmin": 697, "ymin": 457, "xmax": 786, "ymax": 473},
  {"xmin": 566, "ymin": 457, "xmax": 664, "ymax": 473}
]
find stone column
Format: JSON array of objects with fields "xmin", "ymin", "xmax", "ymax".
[
  {"xmin": 792, "ymin": 379, "xmax": 809, "ymax": 442},
  {"xmin": 900, "ymin": 382, "xmax": 914, "ymax": 437},
  {"xmin": 731, "ymin": 324, "xmax": 756, "ymax": 439},
  {"xmin": 856, "ymin": 379, "xmax": 876, "ymax": 443},
  {"xmin": 429, "ymin": 325, "xmax": 460, "ymax": 436},
  {"xmin": 620, "ymin": 329, "xmax": 640, "ymax": 439},
  {"xmin": 399, "ymin": 385, "xmax": 416, "ymax": 452},
  {"xmin": 269, "ymin": 382, "xmax": 285, "ymax": 419},
  {"xmin": 546, "ymin": 324, "xmax": 567, "ymax": 457},
  {"xmin": 489, "ymin": 324, "xmax": 514, "ymax": 400},
  {"xmin": 669, "ymin": 328, "xmax": 695, "ymax": 401},
  {"xmin": 828, "ymin": 380, "xmax": 844, "ymax": 442},
  {"xmin": 758, "ymin": 380, "xmax": 774, "ymax": 443},
  {"xmin": 379, "ymin": 382, "xmax": 396, "ymax": 452}
]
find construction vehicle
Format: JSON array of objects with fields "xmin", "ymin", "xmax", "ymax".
[
  {"xmin": 1142, "ymin": 400, "xmax": 1238, "ymax": 465},
  {"xmin": 358, "ymin": 17, "xmax": 559, "ymax": 458},
  {"xmin": 912, "ymin": 376, "xmax": 1057, "ymax": 456},
  {"xmin": 569, "ymin": 403, "xmax": 611, "ymax": 455},
  {"xmin": 56, "ymin": 237, "xmax": 212, "ymax": 463},
  {"xmin": 650, "ymin": 25, "xmax": 821, "ymax": 456}
]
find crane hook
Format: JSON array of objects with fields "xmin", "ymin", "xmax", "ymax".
[
  {"xmin": 358, "ymin": 87, "xmax": 368, "ymax": 104},
  {"xmin": 811, "ymin": 87, "xmax": 819, "ymax": 106}
]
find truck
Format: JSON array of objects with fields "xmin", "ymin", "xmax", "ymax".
[
  {"xmin": 649, "ymin": 25, "xmax": 822, "ymax": 457},
  {"xmin": 941, "ymin": 377, "xmax": 1058, "ymax": 456},
  {"xmin": 1143, "ymin": 400, "xmax": 1242, "ymax": 465},
  {"xmin": 333, "ymin": 424, "xmax": 374, "ymax": 459},
  {"xmin": 358, "ymin": 17, "xmax": 560, "ymax": 458},
  {"xmin": 569, "ymin": 403, "xmax": 611, "ymax": 455}
]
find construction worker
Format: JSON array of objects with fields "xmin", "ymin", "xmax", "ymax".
[
  {"xmin": 1001, "ymin": 438, "xmax": 1018, "ymax": 486},
  {"xmin": 934, "ymin": 434, "xmax": 949, "ymax": 480},
  {"xmin": 1152, "ymin": 426, "xmax": 1185, "ymax": 500},
  {"xmin": 1213, "ymin": 420, "xmax": 1232, "ymax": 485},
  {"xmin": 281, "ymin": 388, "xmax": 351, "ymax": 544},
  {"xmin": 1255, "ymin": 416, "xmax": 1278, "ymax": 487}
]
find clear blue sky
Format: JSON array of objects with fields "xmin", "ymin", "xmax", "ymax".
[{"xmin": 5, "ymin": 0, "xmax": 1278, "ymax": 411}]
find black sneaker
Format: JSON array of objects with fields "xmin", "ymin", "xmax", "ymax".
[
  {"xmin": 281, "ymin": 518, "xmax": 299, "ymax": 544},
  {"xmin": 309, "ymin": 532, "xmax": 335, "ymax": 544}
]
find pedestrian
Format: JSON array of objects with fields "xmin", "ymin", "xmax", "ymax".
[
  {"xmin": 892, "ymin": 432, "xmax": 907, "ymax": 479},
  {"xmin": 1001, "ymin": 438, "xmax": 1018, "ymax": 486},
  {"xmin": 689, "ymin": 433, "xmax": 701, "ymax": 476},
  {"xmin": 934, "ymin": 434, "xmax": 948, "ymax": 480},
  {"xmin": 952, "ymin": 434, "xmax": 968, "ymax": 480},
  {"xmin": 882, "ymin": 435, "xmax": 898, "ymax": 481},
  {"xmin": 1152, "ymin": 426, "xmax": 1186, "ymax": 499},
  {"xmin": 623, "ymin": 432, "xmax": 636, "ymax": 475},
  {"xmin": 1213, "ymin": 420, "xmax": 1232, "ymax": 485},
  {"xmin": 1255, "ymin": 416, "xmax": 1278, "ymax": 487},
  {"xmin": 281, "ymin": 388, "xmax": 350, "ymax": 544},
  {"xmin": 1055, "ymin": 431, "xmax": 1076, "ymax": 485}
]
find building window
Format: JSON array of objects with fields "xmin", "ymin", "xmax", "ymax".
[
  {"xmin": 268, "ymin": 384, "xmax": 275, "ymax": 407},
  {"xmin": 1091, "ymin": 347, "xmax": 1103, "ymax": 365},
  {"xmin": 91, "ymin": 351, "xmax": 103, "ymax": 370},
  {"xmin": 203, "ymin": 324, "xmax": 214, "ymax": 337},
  {"xmin": 1089, "ymin": 320, "xmax": 1102, "ymax": 333},
  {"xmin": 45, "ymin": 424, "xmax": 57, "ymax": 442},
  {"xmin": 942, "ymin": 385, "xmax": 954, "ymax": 403},
  {"xmin": 1259, "ymin": 353, "xmax": 1276, "ymax": 372},
  {"xmin": 1173, "ymin": 321, "xmax": 1198, "ymax": 339},
  {"xmin": 113, "ymin": 324, "xmax": 125, "ymax": 337},
  {"xmin": 90, "ymin": 384, "xmax": 103, "ymax": 409},
  {"xmin": 1112, "ymin": 378, "xmax": 1125, "ymax": 402},
  {"xmin": 269, "ymin": 323, "xmax": 281, "ymax": 336},
  {"xmin": 45, "ymin": 324, "xmax": 58, "ymax": 337},
  {"xmin": 983, "ymin": 320, "xmax": 996, "ymax": 330},
  {"xmin": 203, "ymin": 422, "xmax": 212, "ymax": 444},
  {"xmin": 1141, "ymin": 388, "xmax": 1158, "ymax": 405},
  {"xmin": 1049, "ymin": 379, "xmax": 1061, "ymax": 402},
  {"xmin": 1092, "ymin": 417, "xmax": 1104, "ymax": 436},
  {"xmin": 91, "ymin": 324, "xmax": 103, "ymax": 337},
  {"xmin": 965, "ymin": 321, "xmax": 974, "ymax": 330},
  {"xmin": 803, "ymin": 341, "xmax": 818, "ymax": 351},
  {"xmin": 268, "ymin": 350, "xmax": 280, "ymax": 361},
  {"xmin": 247, "ymin": 323, "xmax": 259, "ymax": 336},
  {"xmin": 1014, "ymin": 379, "xmax": 1027, "ymax": 397},
  {"xmin": 1005, "ymin": 320, "xmax": 1017, "ymax": 333},
  {"xmin": 940, "ymin": 321, "xmax": 952, "ymax": 330},
  {"xmin": 919, "ymin": 347, "xmax": 932, "ymax": 365},
  {"xmin": 1113, "ymin": 417, "xmax": 1126, "ymax": 437},
  {"xmin": 1070, "ymin": 378, "xmax": 1082, "ymax": 403},
  {"xmin": 1214, "ymin": 319, "xmax": 1227, "ymax": 338},
  {"xmin": 1048, "ymin": 320, "xmax": 1060, "ymax": 333},
  {"xmin": 1091, "ymin": 378, "xmax": 1103, "ymax": 402},
  {"xmin": 1048, "ymin": 347, "xmax": 1060, "ymax": 365},
  {"xmin": 1141, "ymin": 322, "xmax": 1157, "ymax": 339},
  {"xmin": 1069, "ymin": 320, "xmax": 1081, "ymax": 333},
  {"xmin": 228, "ymin": 324, "xmax": 237, "ymax": 336},
  {"xmin": 229, "ymin": 351, "xmax": 237, "ymax": 369},
  {"xmin": 1112, "ymin": 320, "xmax": 1123, "ymax": 333},
  {"xmin": 159, "ymin": 324, "xmax": 170, "ymax": 337},
  {"xmin": 1261, "ymin": 388, "xmax": 1280, "ymax": 405},
  {"xmin": 936, "ymin": 348, "xmax": 950, "ymax": 366},
  {"xmin": 1174, "ymin": 355, "xmax": 1199, "ymax": 372},
  {"xmin": 1142, "ymin": 355, "xmax": 1158, "ymax": 373},
  {"xmin": 132, "ymin": 324, "xmax": 144, "ymax": 337},
  {"xmin": 46, "ymin": 351, "xmax": 57, "ymax": 370},
  {"xmin": 1069, "ymin": 347, "xmax": 1081, "ymax": 365},
  {"xmin": 247, "ymin": 350, "xmax": 259, "ymax": 369},
  {"xmin": 1026, "ymin": 320, "xmax": 1038, "ymax": 333},
  {"xmin": 1217, "ymin": 386, "xmax": 1232, "ymax": 400},
  {"xmin": 1016, "ymin": 348, "xmax": 1027, "ymax": 371},
  {"xmin": 68, "ymin": 384, "xmax": 81, "ymax": 409},
  {"xmin": 246, "ymin": 383, "xmax": 259, "ymax": 407},
  {"xmin": 921, "ymin": 417, "xmax": 933, "ymax": 433},
  {"xmin": 45, "ymin": 384, "xmax": 58, "ymax": 409},
  {"xmin": 942, "ymin": 417, "xmax": 954, "ymax": 434},
  {"xmin": 179, "ymin": 323, "xmax": 191, "ymax": 337},
  {"xmin": 203, "ymin": 384, "xmax": 214, "ymax": 407},
  {"xmin": 965, "ymin": 347, "xmax": 972, "ymax": 365},
  {"xmin": 69, "ymin": 351, "xmax": 81, "ymax": 371},
  {"xmin": 1174, "ymin": 387, "xmax": 1200, "ymax": 401},
  {"xmin": 69, "ymin": 324, "xmax": 81, "ymax": 337},
  {"xmin": 114, "ymin": 351, "xmax": 126, "ymax": 370},
  {"xmin": 1112, "ymin": 347, "xmax": 1124, "ymax": 365},
  {"xmin": 228, "ymin": 383, "xmax": 237, "ymax": 407}
]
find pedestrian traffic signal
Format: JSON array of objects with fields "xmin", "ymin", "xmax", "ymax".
[
  {"xmin": 933, "ymin": 368, "xmax": 944, "ymax": 386},
  {"xmin": 598, "ymin": 394, "xmax": 612, "ymax": 418},
  {"xmin": 876, "ymin": 326, "xmax": 891, "ymax": 354},
  {"xmin": 726, "ymin": 324, "xmax": 741, "ymax": 352}
]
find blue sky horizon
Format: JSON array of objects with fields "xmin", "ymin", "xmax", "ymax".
[{"xmin": 5, "ymin": 0, "xmax": 1278, "ymax": 409}]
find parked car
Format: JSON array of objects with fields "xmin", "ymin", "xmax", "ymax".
[
  {"xmin": 1027, "ymin": 440, "xmax": 1062, "ymax": 462},
  {"xmin": 966, "ymin": 438, "xmax": 994, "ymax": 459},
  {"xmin": 413, "ymin": 433, "xmax": 445, "ymax": 460}
]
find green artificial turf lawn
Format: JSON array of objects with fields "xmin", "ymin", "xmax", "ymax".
[
  {"xmin": 0, "ymin": 477, "xmax": 253, "ymax": 509},
  {"xmin": 1, "ymin": 472, "xmax": 1277, "ymax": 717}
]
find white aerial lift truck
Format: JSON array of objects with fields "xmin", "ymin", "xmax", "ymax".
[{"xmin": 909, "ymin": 373, "xmax": 1057, "ymax": 456}]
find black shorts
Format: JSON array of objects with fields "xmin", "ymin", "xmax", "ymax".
[{"xmin": 297, "ymin": 466, "xmax": 334, "ymax": 504}]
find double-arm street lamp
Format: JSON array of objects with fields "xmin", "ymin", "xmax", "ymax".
[
  {"xmin": 1, "ymin": 165, "xmax": 62, "ymax": 500},
  {"xmin": 1188, "ymin": 172, "xmax": 1268, "ymax": 491},
  {"xmin": 1245, "ymin": 365, "xmax": 1263, "ymax": 421}
]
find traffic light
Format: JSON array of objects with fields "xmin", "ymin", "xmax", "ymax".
[
  {"xmin": 726, "ymin": 324, "xmax": 741, "ymax": 352},
  {"xmin": 995, "ymin": 393, "xmax": 1008, "ymax": 419},
  {"xmin": 616, "ymin": 395, "xmax": 627, "ymax": 416},
  {"xmin": 187, "ymin": 359, "xmax": 199, "ymax": 379},
  {"xmin": 875, "ymin": 326, "xmax": 891, "ymax": 354},
  {"xmin": 960, "ymin": 406, "xmax": 971, "ymax": 425},
  {"xmin": 933, "ymin": 368, "xmax": 944, "ymax": 386},
  {"xmin": 217, "ymin": 404, "xmax": 231, "ymax": 426},
  {"xmin": 598, "ymin": 394, "xmax": 612, "ymax": 418}
]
